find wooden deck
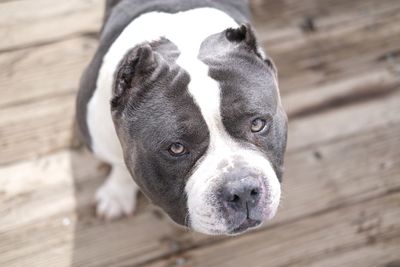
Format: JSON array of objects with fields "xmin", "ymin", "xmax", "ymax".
[{"xmin": 1, "ymin": 0, "xmax": 400, "ymax": 266}]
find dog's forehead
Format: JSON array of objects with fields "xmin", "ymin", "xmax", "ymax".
[
  {"xmin": 198, "ymin": 33, "xmax": 279, "ymax": 116},
  {"xmin": 173, "ymin": 30, "xmax": 278, "ymax": 149}
]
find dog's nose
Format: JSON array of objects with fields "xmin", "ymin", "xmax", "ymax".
[{"xmin": 221, "ymin": 178, "xmax": 261, "ymax": 214}]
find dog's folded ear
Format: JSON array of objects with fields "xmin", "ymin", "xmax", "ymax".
[
  {"xmin": 225, "ymin": 24, "xmax": 277, "ymax": 76},
  {"xmin": 114, "ymin": 43, "xmax": 156, "ymax": 97},
  {"xmin": 111, "ymin": 43, "xmax": 157, "ymax": 112},
  {"xmin": 225, "ymin": 23, "xmax": 258, "ymax": 51},
  {"xmin": 111, "ymin": 39, "xmax": 180, "ymax": 114}
]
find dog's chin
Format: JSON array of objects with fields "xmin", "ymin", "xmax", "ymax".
[
  {"xmin": 192, "ymin": 218, "xmax": 262, "ymax": 236},
  {"xmin": 227, "ymin": 219, "xmax": 263, "ymax": 235},
  {"xmin": 191, "ymin": 209, "xmax": 278, "ymax": 236},
  {"xmin": 192, "ymin": 203, "xmax": 279, "ymax": 236}
]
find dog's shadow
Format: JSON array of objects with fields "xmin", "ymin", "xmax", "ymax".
[{"xmin": 69, "ymin": 146, "xmax": 197, "ymax": 266}]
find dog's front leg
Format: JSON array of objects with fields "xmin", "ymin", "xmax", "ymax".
[{"xmin": 95, "ymin": 164, "xmax": 138, "ymax": 219}]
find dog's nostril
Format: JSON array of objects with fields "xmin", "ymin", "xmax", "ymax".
[
  {"xmin": 250, "ymin": 189, "xmax": 259, "ymax": 197},
  {"xmin": 231, "ymin": 194, "xmax": 241, "ymax": 203},
  {"xmin": 222, "ymin": 180, "xmax": 262, "ymax": 212}
]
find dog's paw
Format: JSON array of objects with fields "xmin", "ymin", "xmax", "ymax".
[{"xmin": 95, "ymin": 177, "xmax": 137, "ymax": 220}]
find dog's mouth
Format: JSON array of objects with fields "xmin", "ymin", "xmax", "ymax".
[{"xmin": 229, "ymin": 218, "xmax": 262, "ymax": 235}]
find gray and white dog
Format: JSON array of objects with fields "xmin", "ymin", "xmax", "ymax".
[{"xmin": 76, "ymin": 0, "xmax": 287, "ymax": 235}]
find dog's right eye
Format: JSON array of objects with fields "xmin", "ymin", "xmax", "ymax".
[
  {"xmin": 251, "ymin": 118, "xmax": 267, "ymax": 133},
  {"xmin": 168, "ymin": 143, "xmax": 187, "ymax": 157}
]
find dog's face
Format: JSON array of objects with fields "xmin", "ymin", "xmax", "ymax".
[{"xmin": 111, "ymin": 25, "xmax": 288, "ymax": 235}]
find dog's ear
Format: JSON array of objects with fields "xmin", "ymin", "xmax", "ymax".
[
  {"xmin": 111, "ymin": 43, "xmax": 157, "ymax": 112},
  {"xmin": 225, "ymin": 24, "xmax": 277, "ymax": 76},
  {"xmin": 225, "ymin": 24, "xmax": 258, "ymax": 53}
]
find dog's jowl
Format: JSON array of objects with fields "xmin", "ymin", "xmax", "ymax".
[{"xmin": 76, "ymin": 0, "xmax": 287, "ymax": 235}]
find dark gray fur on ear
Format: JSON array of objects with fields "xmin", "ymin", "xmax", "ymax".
[
  {"xmin": 111, "ymin": 43, "xmax": 157, "ymax": 111},
  {"xmin": 225, "ymin": 24, "xmax": 277, "ymax": 75},
  {"xmin": 225, "ymin": 24, "xmax": 260, "ymax": 56}
]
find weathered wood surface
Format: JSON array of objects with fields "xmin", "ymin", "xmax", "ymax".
[
  {"xmin": 148, "ymin": 193, "xmax": 400, "ymax": 267},
  {"xmin": 0, "ymin": 0, "xmax": 103, "ymax": 52},
  {"xmin": 1, "ymin": 93, "xmax": 399, "ymax": 266},
  {"xmin": 1, "ymin": 0, "xmax": 400, "ymax": 165},
  {"xmin": 0, "ymin": 0, "xmax": 399, "ymax": 266}
]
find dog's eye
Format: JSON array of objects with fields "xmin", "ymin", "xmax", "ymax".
[
  {"xmin": 168, "ymin": 143, "xmax": 187, "ymax": 156},
  {"xmin": 251, "ymin": 118, "xmax": 267, "ymax": 133}
]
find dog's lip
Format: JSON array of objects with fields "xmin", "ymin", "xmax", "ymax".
[{"xmin": 230, "ymin": 218, "xmax": 262, "ymax": 234}]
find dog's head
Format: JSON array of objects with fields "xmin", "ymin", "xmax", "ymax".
[{"xmin": 111, "ymin": 24, "xmax": 287, "ymax": 235}]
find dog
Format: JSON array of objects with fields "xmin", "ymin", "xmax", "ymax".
[{"xmin": 76, "ymin": 0, "xmax": 288, "ymax": 235}]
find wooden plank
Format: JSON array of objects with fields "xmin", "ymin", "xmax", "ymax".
[
  {"xmin": 0, "ymin": 37, "xmax": 98, "ymax": 108},
  {"xmin": 0, "ymin": 37, "xmax": 97, "ymax": 108},
  {"xmin": 287, "ymin": 87, "xmax": 400, "ymax": 152},
  {"xmin": 283, "ymin": 69, "xmax": 400, "ymax": 119},
  {"xmin": 0, "ymin": 36, "xmax": 97, "ymax": 164},
  {"xmin": 280, "ymin": 123, "xmax": 400, "ymax": 224},
  {"xmin": 261, "ymin": 3, "xmax": 400, "ymax": 94},
  {"xmin": 0, "ymin": 94, "xmax": 75, "ymax": 164},
  {"xmin": 304, "ymin": 240, "xmax": 400, "ymax": 267},
  {"xmin": 0, "ymin": 150, "xmax": 178, "ymax": 267},
  {"xmin": 0, "ymin": 0, "xmax": 102, "ymax": 51},
  {"xmin": 1, "ymin": 112, "xmax": 399, "ymax": 266},
  {"xmin": 146, "ymin": 192, "xmax": 400, "ymax": 267},
  {"xmin": 251, "ymin": 0, "xmax": 400, "ymax": 29},
  {"xmin": 0, "ymin": 150, "xmax": 94, "ymax": 232}
]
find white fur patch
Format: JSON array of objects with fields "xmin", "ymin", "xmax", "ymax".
[{"xmin": 95, "ymin": 164, "xmax": 139, "ymax": 219}]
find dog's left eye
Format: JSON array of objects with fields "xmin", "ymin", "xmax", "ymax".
[
  {"xmin": 251, "ymin": 118, "xmax": 267, "ymax": 133},
  {"xmin": 168, "ymin": 143, "xmax": 187, "ymax": 156}
]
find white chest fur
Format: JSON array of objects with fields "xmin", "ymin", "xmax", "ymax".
[{"xmin": 86, "ymin": 8, "xmax": 238, "ymax": 165}]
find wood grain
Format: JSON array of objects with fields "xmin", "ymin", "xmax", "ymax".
[
  {"xmin": 0, "ymin": 37, "xmax": 98, "ymax": 108},
  {"xmin": 262, "ymin": 3, "xmax": 400, "ymax": 94},
  {"xmin": 1, "ymin": 0, "xmax": 400, "ymax": 266},
  {"xmin": 146, "ymin": 192, "xmax": 400, "ymax": 267},
  {"xmin": 0, "ymin": 94, "xmax": 75, "ymax": 164},
  {"xmin": 0, "ymin": 0, "xmax": 103, "ymax": 51},
  {"xmin": 1, "ymin": 0, "xmax": 399, "ymax": 164},
  {"xmin": 1, "ymin": 118, "xmax": 399, "ymax": 266}
]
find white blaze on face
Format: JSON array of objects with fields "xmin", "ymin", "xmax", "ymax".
[{"xmin": 173, "ymin": 20, "xmax": 282, "ymax": 235}]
